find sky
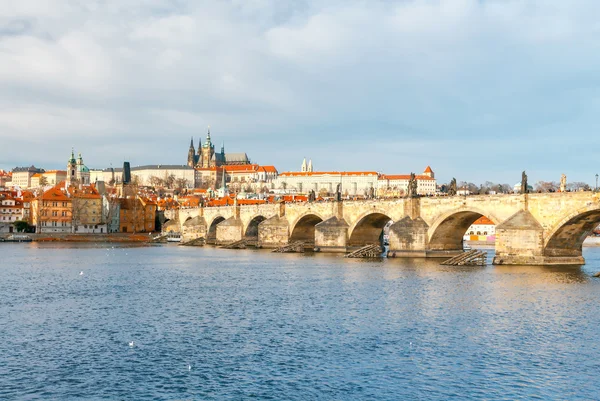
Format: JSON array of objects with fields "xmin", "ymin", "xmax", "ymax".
[{"xmin": 1, "ymin": 0, "xmax": 599, "ymax": 185}]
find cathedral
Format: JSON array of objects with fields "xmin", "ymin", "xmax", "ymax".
[{"xmin": 187, "ymin": 127, "xmax": 250, "ymax": 168}]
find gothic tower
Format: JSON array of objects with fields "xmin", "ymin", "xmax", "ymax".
[
  {"xmin": 187, "ymin": 137, "xmax": 196, "ymax": 167},
  {"xmin": 200, "ymin": 126, "xmax": 215, "ymax": 168}
]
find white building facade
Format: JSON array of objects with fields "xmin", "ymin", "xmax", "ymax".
[{"xmin": 275, "ymin": 171, "xmax": 379, "ymax": 196}]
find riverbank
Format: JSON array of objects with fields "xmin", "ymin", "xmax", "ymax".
[{"xmin": 0, "ymin": 233, "xmax": 157, "ymax": 243}]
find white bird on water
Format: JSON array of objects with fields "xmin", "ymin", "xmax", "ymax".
[
  {"xmin": 188, "ymin": 364, "xmax": 192, "ymax": 371},
  {"xmin": 129, "ymin": 341, "xmax": 134, "ymax": 347},
  {"xmin": 79, "ymin": 271, "xmax": 84, "ymax": 276}
]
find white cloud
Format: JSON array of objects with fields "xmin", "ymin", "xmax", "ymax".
[{"xmin": 0, "ymin": 0, "xmax": 599, "ymax": 183}]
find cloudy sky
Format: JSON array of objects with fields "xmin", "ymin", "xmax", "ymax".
[{"xmin": 1, "ymin": 0, "xmax": 599, "ymax": 185}]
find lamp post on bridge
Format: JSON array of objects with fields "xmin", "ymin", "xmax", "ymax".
[{"xmin": 596, "ymin": 173, "xmax": 598, "ymax": 192}]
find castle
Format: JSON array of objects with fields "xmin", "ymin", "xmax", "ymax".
[{"xmin": 187, "ymin": 127, "xmax": 250, "ymax": 168}]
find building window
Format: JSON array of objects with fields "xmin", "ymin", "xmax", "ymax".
[{"xmin": 476, "ymin": 231, "xmax": 481, "ymax": 235}]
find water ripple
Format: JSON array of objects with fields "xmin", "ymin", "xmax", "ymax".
[{"xmin": 1, "ymin": 244, "xmax": 600, "ymax": 400}]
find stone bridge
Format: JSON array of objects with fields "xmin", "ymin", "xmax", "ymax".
[{"xmin": 164, "ymin": 192, "xmax": 600, "ymax": 265}]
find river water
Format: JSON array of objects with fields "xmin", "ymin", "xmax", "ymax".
[{"xmin": 1, "ymin": 243, "xmax": 600, "ymax": 400}]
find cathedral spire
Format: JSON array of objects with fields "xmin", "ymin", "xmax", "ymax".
[
  {"xmin": 190, "ymin": 136, "xmax": 194, "ymax": 148},
  {"xmin": 301, "ymin": 158, "xmax": 307, "ymax": 172}
]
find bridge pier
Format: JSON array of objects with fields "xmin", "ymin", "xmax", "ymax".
[
  {"xmin": 216, "ymin": 217, "xmax": 243, "ymax": 246},
  {"xmin": 182, "ymin": 216, "xmax": 207, "ymax": 242},
  {"xmin": 315, "ymin": 216, "xmax": 349, "ymax": 252},
  {"xmin": 388, "ymin": 217, "xmax": 429, "ymax": 257},
  {"xmin": 492, "ymin": 210, "xmax": 584, "ymax": 265},
  {"xmin": 258, "ymin": 216, "xmax": 289, "ymax": 248}
]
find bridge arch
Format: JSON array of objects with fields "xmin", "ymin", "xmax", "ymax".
[
  {"xmin": 244, "ymin": 215, "xmax": 267, "ymax": 241},
  {"xmin": 290, "ymin": 213, "xmax": 324, "ymax": 243},
  {"xmin": 347, "ymin": 211, "xmax": 393, "ymax": 247},
  {"xmin": 162, "ymin": 218, "xmax": 180, "ymax": 233},
  {"xmin": 427, "ymin": 208, "xmax": 500, "ymax": 251},
  {"xmin": 543, "ymin": 205, "xmax": 600, "ymax": 257},
  {"xmin": 206, "ymin": 216, "xmax": 226, "ymax": 245}
]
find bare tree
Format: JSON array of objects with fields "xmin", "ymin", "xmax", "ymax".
[
  {"xmin": 568, "ymin": 182, "xmax": 591, "ymax": 192},
  {"xmin": 534, "ymin": 181, "xmax": 559, "ymax": 193},
  {"xmin": 39, "ymin": 175, "xmax": 48, "ymax": 187},
  {"xmin": 71, "ymin": 198, "xmax": 88, "ymax": 233},
  {"xmin": 33, "ymin": 189, "xmax": 50, "ymax": 233},
  {"xmin": 103, "ymin": 195, "xmax": 120, "ymax": 233},
  {"xmin": 164, "ymin": 174, "xmax": 176, "ymax": 189},
  {"xmin": 175, "ymin": 178, "xmax": 188, "ymax": 191},
  {"xmin": 149, "ymin": 175, "xmax": 164, "ymax": 188}
]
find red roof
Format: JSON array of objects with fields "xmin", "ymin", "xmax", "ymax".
[
  {"xmin": 260, "ymin": 165, "xmax": 278, "ymax": 173},
  {"xmin": 424, "ymin": 166, "xmax": 433, "ymax": 173},
  {"xmin": 279, "ymin": 171, "xmax": 378, "ymax": 177},
  {"xmin": 67, "ymin": 184, "xmax": 101, "ymax": 199},
  {"xmin": 223, "ymin": 164, "xmax": 259, "ymax": 172},
  {"xmin": 380, "ymin": 174, "xmax": 434, "ymax": 181},
  {"xmin": 472, "ymin": 216, "xmax": 494, "ymax": 225},
  {"xmin": 41, "ymin": 186, "xmax": 71, "ymax": 201}
]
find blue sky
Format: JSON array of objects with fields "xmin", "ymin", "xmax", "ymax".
[{"xmin": 1, "ymin": 0, "xmax": 599, "ymax": 185}]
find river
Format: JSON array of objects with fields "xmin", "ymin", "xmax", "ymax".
[{"xmin": 1, "ymin": 243, "xmax": 600, "ymax": 400}]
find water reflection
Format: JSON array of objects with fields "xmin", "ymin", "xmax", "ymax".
[{"xmin": 1, "ymin": 244, "xmax": 600, "ymax": 400}]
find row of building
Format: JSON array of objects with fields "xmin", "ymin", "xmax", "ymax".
[
  {"xmin": 0, "ymin": 183, "xmax": 156, "ymax": 234},
  {"xmin": 2, "ymin": 129, "xmax": 440, "ymax": 201}
]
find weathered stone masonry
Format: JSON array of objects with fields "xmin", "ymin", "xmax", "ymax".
[{"xmin": 165, "ymin": 192, "xmax": 600, "ymax": 265}]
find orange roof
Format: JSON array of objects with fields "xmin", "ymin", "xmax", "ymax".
[
  {"xmin": 31, "ymin": 173, "xmax": 42, "ymax": 178},
  {"xmin": 21, "ymin": 190, "xmax": 35, "ymax": 200},
  {"xmin": 380, "ymin": 174, "xmax": 434, "ymax": 181},
  {"xmin": 472, "ymin": 216, "xmax": 494, "ymax": 225},
  {"xmin": 178, "ymin": 196, "xmax": 201, "ymax": 207},
  {"xmin": 67, "ymin": 184, "xmax": 101, "ymax": 199},
  {"xmin": 424, "ymin": 166, "xmax": 433, "ymax": 173},
  {"xmin": 206, "ymin": 196, "xmax": 266, "ymax": 207},
  {"xmin": 260, "ymin": 165, "xmax": 278, "ymax": 173},
  {"xmin": 279, "ymin": 171, "xmax": 378, "ymax": 177},
  {"xmin": 41, "ymin": 187, "xmax": 71, "ymax": 201},
  {"xmin": 223, "ymin": 164, "xmax": 259, "ymax": 172}
]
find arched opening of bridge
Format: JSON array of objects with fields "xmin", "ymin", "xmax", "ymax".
[
  {"xmin": 348, "ymin": 213, "xmax": 392, "ymax": 248},
  {"xmin": 544, "ymin": 209, "xmax": 600, "ymax": 259},
  {"xmin": 245, "ymin": 216, "xmax": 266, "ymax": 246},
  {"xmin": 429, "ymin": 211, "xmax": 495, "ymax": 251},
  {"xmin": 206, "ymin": 216, "xmax": 226, "ymax": 245},
  {"xmin": 290, "ymin": 214, "xmax": 323, "ymax": 244},
  {"xmin": 161, "ymin": 218, "xmax": 178, "ymax": 233}
]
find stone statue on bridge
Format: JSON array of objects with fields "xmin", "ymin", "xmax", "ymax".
[
  {"xmin": 448, "ymin": 178, "xmax": 457, "ymax": 196},
  {"xmin": 335, "ymin": 183, "xmax": 342, "ymax": 201},
  {"xmin": 521, "ymin": 171, "xmax": 528, "ymax": 194},
  {"xmin": 308, "ymin": 189, "xmax": 316, "ymax": 202},
  {"xmin": 406, "ymin": 173, "xmax": 418, "ymax": 198},
  {"xmin": 368, "ymin": 186, "xmax": 375, "ymax": 199},
  {"xmin": 560, "ymin": 174, "xmax": 567, "ymax": 192}
]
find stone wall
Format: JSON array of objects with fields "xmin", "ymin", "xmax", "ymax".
[{"xmin": 169, "ymin": 192, "xmax": 600, "ymax": 265}]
